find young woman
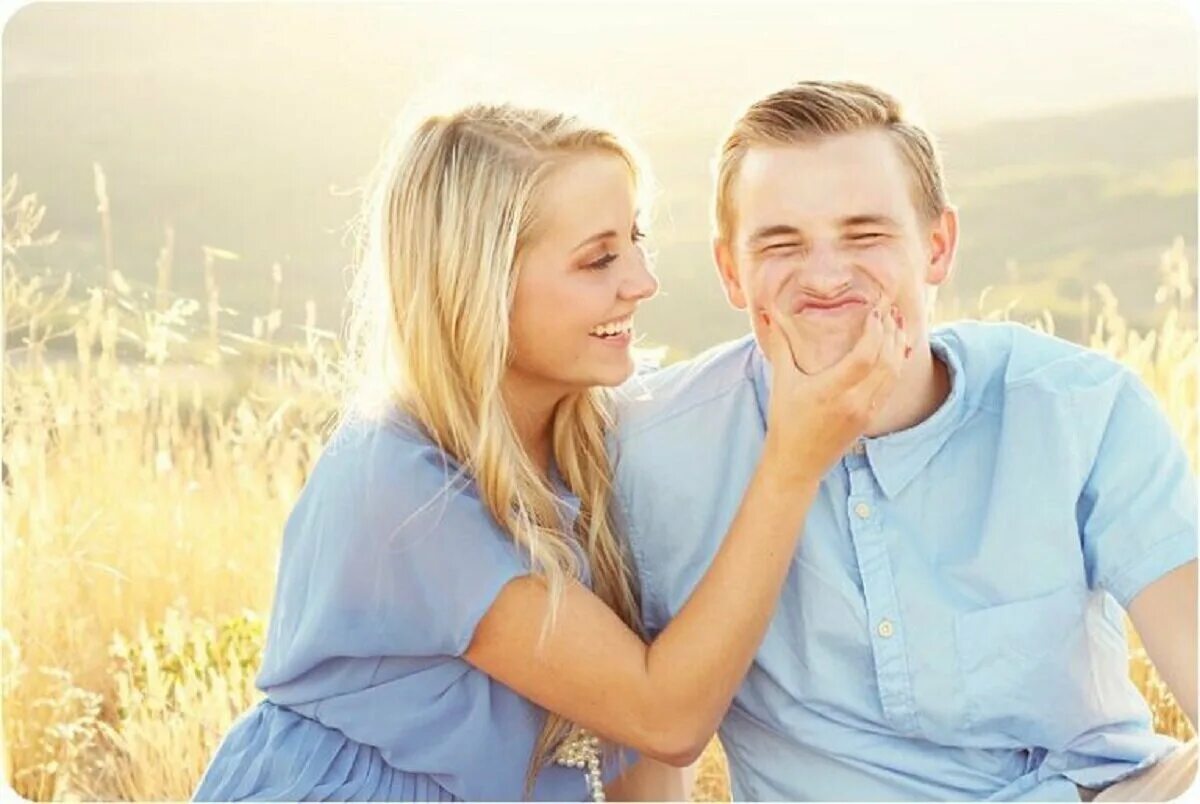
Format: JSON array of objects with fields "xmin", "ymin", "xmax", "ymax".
[{"xmin": 192, "ymin": 102, "xmax": 907, "ymax": 802}]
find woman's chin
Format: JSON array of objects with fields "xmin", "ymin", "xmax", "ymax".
[{"xmin": 580, "ymin": 353, "xmax": 637, "ymax": 388}]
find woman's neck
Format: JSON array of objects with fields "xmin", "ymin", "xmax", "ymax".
[{"xmin": 501, "ymin": 373, "xmax": 565, "ymax": 477}]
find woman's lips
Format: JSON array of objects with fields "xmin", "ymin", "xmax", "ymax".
[{"xmin": 589, "ymin": 330, "xmax": 633, "ymax": 347}]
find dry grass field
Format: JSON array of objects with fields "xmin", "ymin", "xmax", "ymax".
[{"xmin": 2, "ymin": 174, "xmax": 1195, "ymax": 800}]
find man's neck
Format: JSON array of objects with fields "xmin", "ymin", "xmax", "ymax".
[{"xmin": 863, "ymin": 337, "xmax": 951, "ymax": 439}]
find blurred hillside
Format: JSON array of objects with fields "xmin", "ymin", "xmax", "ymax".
[
  {"xmin": 642, "ymin": 96, "xmax": 1197, "ymax": 355},
  {"xmin": 3, "ymin": 77, "xmax": 1195, "ymax": 357}
]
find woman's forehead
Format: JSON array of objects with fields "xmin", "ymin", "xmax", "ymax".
[{"xmin": 531, "ymin": 152, "xmax": 638, "ymax": 246}]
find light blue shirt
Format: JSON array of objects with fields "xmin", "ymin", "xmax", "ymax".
[
  {"xmin": 194, "ymin": 408, "xmax": 631, "ymax": 801},
  {"xmin": 612, "ymin": 321, "xmax": 1196, "ymax": 801}
]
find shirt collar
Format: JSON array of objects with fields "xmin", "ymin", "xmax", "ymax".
[{"xmin": 750, "ymin": 330, "xmax": 968, "ymax": 500}]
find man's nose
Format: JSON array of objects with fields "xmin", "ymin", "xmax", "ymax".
[{"xmin": 798, "ymin": 242, "xmax": 851, "ymax": 295}]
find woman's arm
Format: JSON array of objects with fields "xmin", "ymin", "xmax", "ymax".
[
  {"xmin": 604, "ymin": 756, "xmax": 697, "ymax": 801},
  {"xmin": 468, "ymin": 457, "xmax": 817, "ymax": 765},
  {"xmin": 465, "ymin": 304, "xmax": 906, "ymax": 765}
]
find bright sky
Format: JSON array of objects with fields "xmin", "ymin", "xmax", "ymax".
[{"xmin": 3, "ymin": 0, "xmax": 1196, "ymax": 131}]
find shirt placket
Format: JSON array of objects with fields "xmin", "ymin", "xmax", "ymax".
[{"xmin": 844, "ymin": 445, "xmax": 920, "ymax": 735}]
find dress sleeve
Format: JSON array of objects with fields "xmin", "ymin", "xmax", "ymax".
[
  {"xmin": 1077, "ymin": 370, "xmax": 1197, "ymax": 608},
  {"xmin": 366, "ymin": 429, "xmax": 535, "ymax": 656},
  {"xmin": 271, "ymin": 421, "xmax": 534, "ymax": 666}
]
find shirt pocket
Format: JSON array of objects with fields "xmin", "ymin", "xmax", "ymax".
[{"xmin": 954, "ymin": 584, "xmax": 1092, "ymax": 747}]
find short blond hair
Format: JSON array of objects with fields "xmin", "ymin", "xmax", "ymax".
[{"xmin": 713, "ymin": 80, "xmax": 948, "ymax": 241}]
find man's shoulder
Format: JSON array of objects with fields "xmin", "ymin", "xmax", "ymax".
[
  {"xmin": 936, "ymin": 320, "xmax": 1130, "ymax": 409},
  {"xmin": 614, "ymin": 334, "xmax": 759, "ymax": 441}
]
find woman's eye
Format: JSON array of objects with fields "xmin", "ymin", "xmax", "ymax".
[
  {"xmin": 585, "ymin": 253, "xmax": 618, "ymax": 270},
  {"xmin": 632, "ymin": 224, "xmax": 647, "ymax": 243}
]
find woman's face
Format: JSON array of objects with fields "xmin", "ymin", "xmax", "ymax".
[{"xmin": 507, "ymin": 151, "xmax": 659, "ymax": 397}]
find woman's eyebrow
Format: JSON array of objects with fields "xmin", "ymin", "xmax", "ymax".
[{"xmin": 572, "ymin": 230, "xmax": 617, "ymax": 251}]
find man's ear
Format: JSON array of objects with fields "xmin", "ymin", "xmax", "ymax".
[
  {"xmin": 926, "ymin": 205, "xmax": 959, "ymax": 287},
  {"xmin": 714, "ymin": 237, "xmax": 749, "ymax": 310}
]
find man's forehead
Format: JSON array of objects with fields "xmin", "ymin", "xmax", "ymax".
[
  {"xmin": 732, "ymin": 132, "xmax": 916, "ymax": 228},
  {"xmin": 750, "ymin": 125, "xmax": 898, "ymax": 156},
  {"xmin": 740, "ymin": 130, "xmax": 907, "ymax": 184}
]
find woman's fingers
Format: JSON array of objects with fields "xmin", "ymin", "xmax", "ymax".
[
  {"xmin": 759, "ymin": 298, "xmax": 909, "ymax": 479},
  {"xmin": 811, "ymin": 301, "xmax": 889, "ymax": 391},
  {"xmin": 765, "ymin": 296, "xmax": 910, "ymax": 419},
  {"xmin": 858, "ymin": 306, "xmax": 909, "ymax": 412}
]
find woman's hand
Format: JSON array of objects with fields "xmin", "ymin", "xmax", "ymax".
[{"xmin": 760, "ymin": 293, "xmax": 907, "ymax": 485}]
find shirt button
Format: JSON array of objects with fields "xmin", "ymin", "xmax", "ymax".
[
  {"xmin": 854, "ymin": 502, "xmax": 872, "ymax": 519},
  {"xmin": 877, "ymin": 619, "xmax": 895, "ymax": 638},
  {"xmin": 851, "ymin": 441, "xmax": 866, "ymax": 456}
]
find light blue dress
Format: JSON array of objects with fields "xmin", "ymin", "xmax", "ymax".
[{"xmin": 193, "ymin": 407, "xmax": 632, "ymax": 801}]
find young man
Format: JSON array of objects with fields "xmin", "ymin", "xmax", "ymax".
[{"xmin": 613, "ymin": 81, "xmax": 1197, "ymax": 800}]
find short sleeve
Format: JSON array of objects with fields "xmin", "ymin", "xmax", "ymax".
[
  {"xmin": 362, "ymin": 429, "xmax": 534, "ymax": 657},
  {"xmin": 1077, "ymin": 371, "xmax": 1198, "ymax": 608},
  {"xmin": 262, "ymin": 418, "xmax": 533, "ymax": 676}
]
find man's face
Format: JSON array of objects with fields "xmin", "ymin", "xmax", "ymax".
[{"xmin": 715, "ymin": 129, "xmax": 957, "ymax": 373}]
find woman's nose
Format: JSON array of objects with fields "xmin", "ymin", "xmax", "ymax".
[{"xmin": 620, "ymin": 255, "xmax": 659, "ymax": 302}]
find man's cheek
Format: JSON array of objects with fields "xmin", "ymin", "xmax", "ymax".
[
  {"xmin": 863, "ymin": 253, "xmax": 911, "ymax": 293},
  {"xmin": 753, "ymin": 260, "xmax": 798, "ymax": 313}
]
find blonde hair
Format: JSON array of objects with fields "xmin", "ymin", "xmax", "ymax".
[
  {"xmin": 714, "ymin": 80, "xmax": 948, "ymax": 241},
  {"xmin": 342, "ymin": 102, "xmax": 644, "ymax": 794}
]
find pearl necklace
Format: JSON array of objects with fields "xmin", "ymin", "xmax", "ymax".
[{"xmin": 553, "ymin": 728, "xmax": 605, "ymax": 802}]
